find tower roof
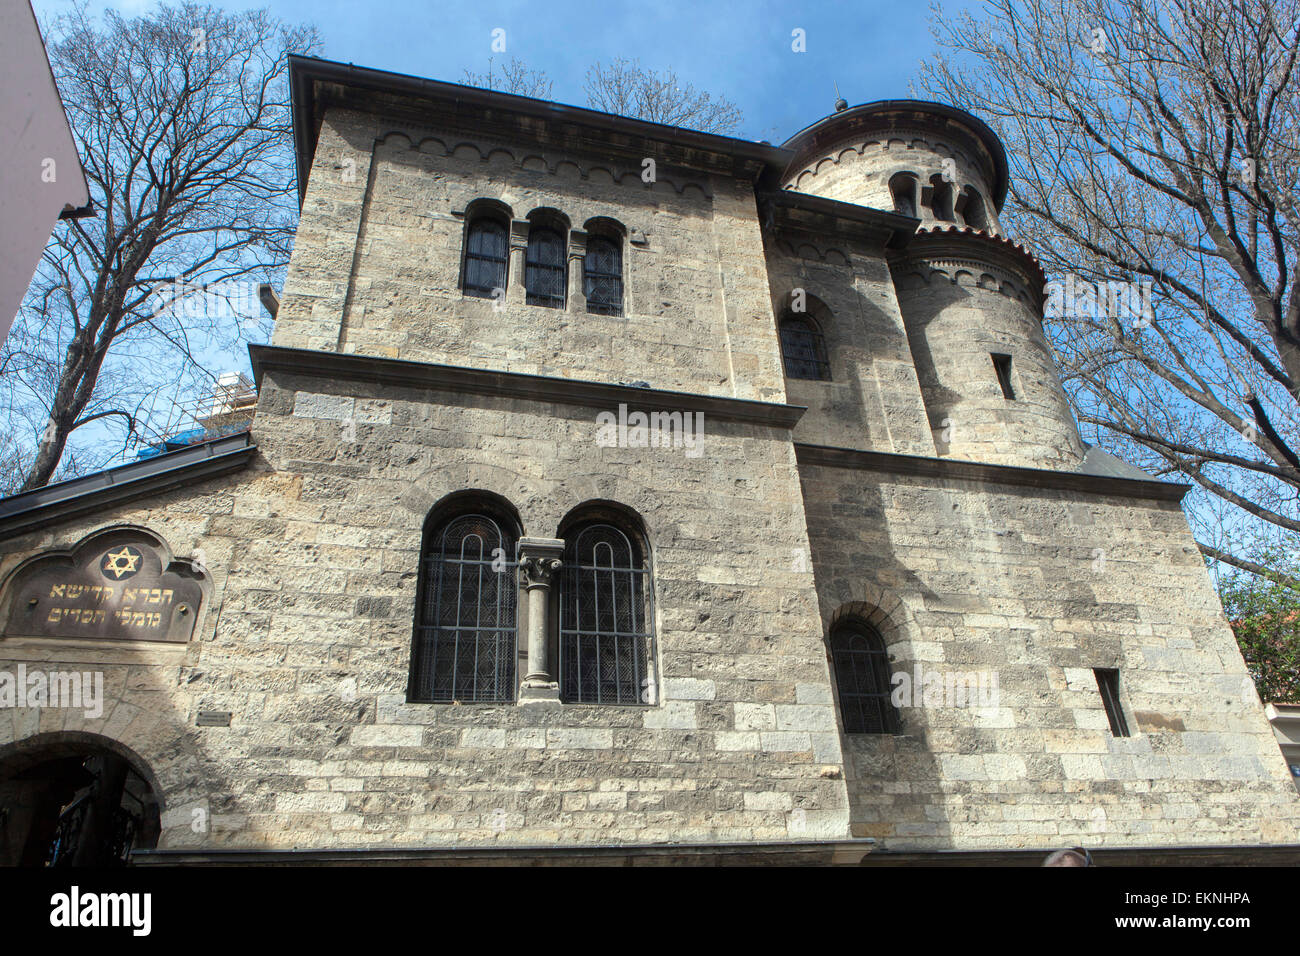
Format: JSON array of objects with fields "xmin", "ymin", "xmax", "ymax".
[{"xmin": 780, "ymin": 100, "xmax": 1009, "ymax": 211}]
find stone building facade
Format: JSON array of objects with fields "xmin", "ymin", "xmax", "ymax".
[{"xmin": 0, "ymin": 56, "xmax": 1296, "ymax": 865}]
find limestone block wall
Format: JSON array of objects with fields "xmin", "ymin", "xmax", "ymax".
[
  {"xmin": 0, "ymin": 376, "xmax": 852, "ymax": 850},
  {"xmin": 764, "ymin": 239, "xmax": 935, "ymax": 456},
  {"xmin": 893, "ymin": 254, "xmax": 1085, "ymax": 470},
  {"xmin": 798, "ymin": 459, "xmax": 1300, "ymax": 851},
  {"xmin": 273, "ymin": 108, "xmax": 787, "ymax": 404}
]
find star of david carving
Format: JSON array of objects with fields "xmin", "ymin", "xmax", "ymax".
[{"xmin": 101, "ymin": 546, "xmax": 143, "ymax": 580}]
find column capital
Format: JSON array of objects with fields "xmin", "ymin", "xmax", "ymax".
[{"xmin": 517, "ymin": 537, "xmax": 564, "ymax": 590}]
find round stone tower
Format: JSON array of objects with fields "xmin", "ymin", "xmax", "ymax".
[{"xmin": 781, "ymin": 101, "xmax": 1085, "ymax": 471}]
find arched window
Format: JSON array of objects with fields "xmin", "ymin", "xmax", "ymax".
[
  {"xmin": 525, "ymin": 228, "xmax": 566, "ymax": 308},
  {"xmin": 829, "ymin": 620, "xmax": 899, "ymax": 734},
  {"xmin": 409, "ymin": 510, "xmax": 518, "ymax": 703},
  {"xmin": 463, "ymin": 215, "xmax": 509, "ymax": 299},
  {"xmin": 928, "ymin": 174, "xmax": 955, "ymax": 222},
  {"xmin": 779, "ymin": 313, "xmax": 831, "ymax": 381},
  {"xmin": 559, "ymin": 522, "xmax": 653, "ymax": 704},
  {"xmin": 959, "ymin": 186, "xmax": 989, "ymax": 230},
  {"xmin": 889, "ymin": 173, "xmax": 918, "ymax": 218},
  {"xmin": 584, "ymin": 236, "xmax": 623, "ymax": 316}
]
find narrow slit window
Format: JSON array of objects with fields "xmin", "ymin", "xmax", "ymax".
[
  {"xmin": 992, "ymin": 353, "xmax": 1016, "ymax": 400},
  {"xmin": 1094, "ymin": 668, "xmax": 1130, "ymax": 737}
]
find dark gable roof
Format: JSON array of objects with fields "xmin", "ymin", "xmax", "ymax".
[{"xmin": 0, "ymin": 432, "xmax": 255, "ymax": 539}]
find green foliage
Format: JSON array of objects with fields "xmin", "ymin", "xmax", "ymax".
[{"xmin": 1219, "ymin": 550, "xmax": 1300, "ymax": 704}]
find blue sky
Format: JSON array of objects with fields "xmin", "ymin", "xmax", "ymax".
[{"xmin": 45, "ymin": 0, "xmax": 977, "ymax": 144}]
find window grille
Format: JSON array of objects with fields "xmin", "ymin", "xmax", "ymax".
[
  {"xmin": 779, "ymin": 315, "xmax": 831, "ymax": 380},
  {"xmin": 525, "ymin": 228, "xmax": 566, "ymax": 308},
  {"xmin": 584, "ymin": 237, "xmax": 623, "ymax": 316},
  {"xmin": 830, "ymin": 621, "xmax": 898, "ymax": 734},
  {"xmin": 410, "ymin": 513, "xmax": 517, "ymax": 703},
  {"xmin": 559, "ymin": 524, "xmax": 653, "ymax": 704},
  {"xmin": 463, "ymin": 218, "xmax": 508, "ymax": 299}
]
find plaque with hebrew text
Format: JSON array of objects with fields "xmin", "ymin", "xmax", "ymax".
[{"xmin": 2, "ymin": 530, "xmax": 204, "ymax": 643}]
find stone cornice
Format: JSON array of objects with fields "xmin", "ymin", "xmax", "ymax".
[
  {"xmin": 289, "ymin": 55, "xmax": 791, "ymax": 205},
  {"xmin": 889, "ymin": 226, "xmax": 1048, "ymax": 310},
  {"xmin": 759, "ymin": 190, "xmax": 918, "ymax": 250},
  {"xmin": 249, "ymin": 345, "xmax": 807, "ymax": 429},
  {"xmin": 794, "ymin": 442, "xmax": 1191, "ymax": 502}
]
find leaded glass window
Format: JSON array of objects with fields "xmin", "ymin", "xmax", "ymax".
[
  {"xmin": 463, "ymin": 217, "xmax": 508, "ymax": 299},
  {"xmin": 584, "ymin": 237, "xmax": 623, "ymax": 316},
  {"xmin": 525, "ymin": 227, "xmax": 566, "ymax": 308},
  {"xmin": 559, "ymin": 524, "xmax": 653, "ymax": 704},
  {"xmin": 409, "ymin": 513, "xmax": 517, "ymax": 703},
  {"xmin": 830, "ymin": 621, "xmax": 898, "ymax": 734},
  {"xmin": 779, "ymin": 315, "xmax": 831, "ymax": 380}
]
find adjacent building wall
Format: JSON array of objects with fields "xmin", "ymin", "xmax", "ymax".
[{"xmin": 799, "ymin": 457, "xmax": 1300, "ymax": 849}]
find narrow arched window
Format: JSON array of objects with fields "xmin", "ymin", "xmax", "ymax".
[
  {"xmin": 463, "ymin": 217, "xmax": 509, "ymax": 299},
  {"xmin": 779, "ymin": 314, "xmax": 831, "ymax": 381},
  {"xmin": 559, "ymin": 522, "xmax": 653, "ymax": 704},
  {"xmin": 584, "ymin": 236, "xmax": 623, "ymax": 316},
  {"xmin": 929, "ymin": 175, "xmax": 955, "ymax": 222},
  {"xmin": 525, "ymin": 228, "xmax": 566, "ymax": 308},
  {"xmin": 830, "ymin": 620, "xmax": 899, "ymax": 734},
  {"xmin": 409, "ymin": 511, "xmax": 517, "ymax": 703},
  {"xmin": 960, "ymin": 186, "xmax": 989, "ymax": 230},
  {"xmin": 890, "ymin": 173, "xmax": 918, "ymax": 218}
]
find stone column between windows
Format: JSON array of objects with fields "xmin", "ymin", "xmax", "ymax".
[
  {"xmin": 507, "ymin": 219, "xmax": 530, "ymax": 306},
  {"xmin": 517, "ymin": 536, "xmax": 564, "ymax": 704},
  {"xmin": 567, "ymin": 229, "xmax": 587, "ymax": 313}
]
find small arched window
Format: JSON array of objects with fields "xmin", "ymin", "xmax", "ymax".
[
  {"xmin": 409, "ymin": 510, "xmax": 518, "ymax": 703},
  {"xmin": 889, "ymin": 173, "xmax": 918, "ymax": 218},
  {"xmin": 960, "ymin": 186, "xmax": 989, "ymax": 230},
  {"xmin": 463, "ymin": 216, "xmax": 509, "ymax": 299},
  {"xmin": 830, "ymin": 620, "xmax": 898, "ymax": 734},
  {"xmin": 929, "ymin": 175, "xmax": 955, "ymax": 222},
  {"xmin": 779, "ymin": 313, "xmax": 831, "ymax": 381},
  {"xmin": 559, "ymin": 522, "xmax": 653, "ymax": 705},
  {"xmin": 525, "ymin": 228, "xmax": 566, "ymax": 308},
  {"xmin": 584, "ymin": 236, "xmax": 623, "ymax": 316}
]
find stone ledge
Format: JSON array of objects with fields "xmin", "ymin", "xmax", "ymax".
[
  {"xmin": 250, "ymin": 344, "xmax": 807, "ymax": 428},
  {"xmin": 795, "ymin": 442, "xmax": 1190, "ymax": 502}
]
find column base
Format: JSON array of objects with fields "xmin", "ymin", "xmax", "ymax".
[{"xmin": 518, "ymin": 682, "xmax": 561, "ymax": 705}]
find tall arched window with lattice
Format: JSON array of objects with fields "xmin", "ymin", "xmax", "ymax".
[
  {"xmin": 584, "ymin": 235, "xmax": 623, "ymax": 316},
  {"xmin": 462, "ymin": 215, "xmax": 509, "ymax": 299},
  {"xmin": 779, "ymin": 313, "xmax": 831, "ymax": 381},
  {"xmin": 525, "ymin": 227, "xmax": 566, "ymax": 308},
  {"xmin": 829, "ymin": 619, "xmax": 899, "ymax": 734},
  {"xmin": 559, "ymin": 522, "xmax": 654, "ymax": 704},
  {"xmin": 409, "ymin": 510, "xmax": 518, "ymax": 703}
]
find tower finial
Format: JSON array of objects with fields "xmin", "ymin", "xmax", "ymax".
[{"xmin": 833, "ymin": 82, "xmax": 847, "ymax": 113}]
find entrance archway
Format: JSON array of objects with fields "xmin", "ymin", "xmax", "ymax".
[{"xmin": 0, "ymin": 732, "xmax": 162, "ymax": 866}]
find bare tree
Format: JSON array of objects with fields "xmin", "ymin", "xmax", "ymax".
[
  {"xmin": 584, "ymin": 57, "xmax": 743, "ymax": 134},
  {"xmin": 3, "ymin": 2, "xmax": 318, "ymax": 492},
  {"xmin": 921, "ymin": 0, "xmax": 1300, "ymax": 577},
  {"xmin": 462, "ymin": 56, "xmax": 554, "ymax": 98}
]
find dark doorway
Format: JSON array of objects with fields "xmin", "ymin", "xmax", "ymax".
[{"xmin": 0, "ymin": 735, "xmax": 161, "ymax": 866}]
